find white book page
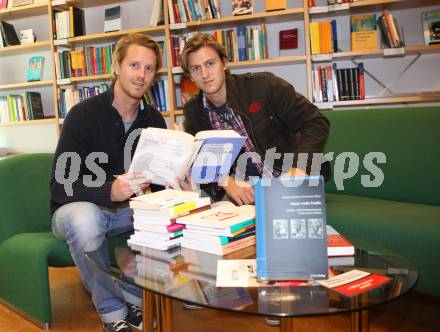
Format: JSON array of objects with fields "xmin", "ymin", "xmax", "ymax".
[{"xmin": 129, "ymin": 128, "xmax": 196, "ymax": 185}]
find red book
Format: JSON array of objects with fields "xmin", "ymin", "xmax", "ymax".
[
  {"xmin": 327, "ymin": 225, "xmax": 355, "ymax": 257},
  {"xmin": 279, "ymin": 28, "xmax": 298, "ymax": 50},
  {"xmin": 334, "ymin": 273, "xmax": 391, "ymax": 297},
  {"xmin": 0, "ymin": 0, "xmax": 8, "ymax": 10}
]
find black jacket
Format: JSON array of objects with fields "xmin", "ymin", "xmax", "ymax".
[
  {"xmin": 184, "ymin": 72, "xmax": 330, "ymax": 176},
  {"xmin": 50, "ymin": 88, "xmax": 166, "ymax": 215}
]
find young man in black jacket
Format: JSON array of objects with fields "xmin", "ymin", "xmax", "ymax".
[
  {"xmin": 50, "ymin": 33, "xmax": 165, "ymax": 332},
  {"xmin": 181, "ymin": 33, "xmax": 330, "ymax": 206}
]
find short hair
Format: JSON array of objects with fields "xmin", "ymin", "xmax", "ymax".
[
  {"xmin": 112, "ymin": 33, "xmax": 162, "ymax": 83},
  {"xmin": 180, "ymin": 33, "xmax": 229, "ymax": 76}
]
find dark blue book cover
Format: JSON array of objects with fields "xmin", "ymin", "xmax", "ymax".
[{"xmin": 255, "ymin": 176, "xmax": 328, "ymax": 281}]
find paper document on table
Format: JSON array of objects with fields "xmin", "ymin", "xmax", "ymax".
[{"xmin": 216, "ymin": 259, "xmax": 262, "ymax": 287}]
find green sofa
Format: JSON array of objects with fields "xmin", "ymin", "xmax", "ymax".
[
  {"xmin": 324, "ymin": 107, "xmax": 440, "ymax": 297},
  {"xmin": 0, "ymin": 154, "xmax": 74, "ymax": 327}
]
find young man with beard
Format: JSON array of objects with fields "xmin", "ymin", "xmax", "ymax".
[
  {"xmin": 180, "ymin": 33, "xmax": 330, "ymax": 206},
  {"xmin": 50, "ymin": 33, "xmax": 166, "ymax": 332}
]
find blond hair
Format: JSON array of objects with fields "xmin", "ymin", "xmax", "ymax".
[
  {"xmin": 180, "ymin": 33, "xmax": 229, "ymax": 76},
  {"xmin": 112, "ymin": 33, "xmax": 162, "ymax": 83}
]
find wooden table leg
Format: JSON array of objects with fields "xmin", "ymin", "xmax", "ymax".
[
  {"xmin": 351, "ymin": 310, "xmax": 369, "ymax": 332},
  {"xmin": 280, "ymin": 317, "xmax": 294, "ymax": 332},
  {"xmin": 158, "ymin": 295, "xmax": 173, "ymax": 332},
  {"xmin": 142, "ymin": 290, "xmax": 155, "ymax": 332}
]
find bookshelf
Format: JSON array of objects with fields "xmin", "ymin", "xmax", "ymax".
[{"xmin": 0, "ymin": 0, "xmax": 439, "ymax": 152}]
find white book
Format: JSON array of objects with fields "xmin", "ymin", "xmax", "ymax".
[
  {"xmin": 129, "ymin": 127, "xmax": 245, "ymax": 187},
  {"xmin": 130, "ymin": 189, "xmax": 200, "ymax": 210},
  {"xmin": 128, "ymin": 235, "xmax": 181, "ymax": 251},
  {"xmin": 176, "ymin": 203, "xmax": 255, "ymax": 229}
]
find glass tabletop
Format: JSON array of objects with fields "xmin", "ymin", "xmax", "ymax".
[{"xmin": 85, "ymin": 235, "xmax": 418, "ymax": 318}]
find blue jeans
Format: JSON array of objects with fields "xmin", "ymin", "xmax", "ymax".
[{"xmin": 52, "ymin": 202, "xmax": 141, "ymax": 323}]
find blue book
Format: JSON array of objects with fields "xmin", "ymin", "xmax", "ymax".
[
  {"xmin": 26, "ymin": 56, "xmax": 44, "ymax": 82},
  {"xmin": 254, "ymin": 176, "xmax": 328, "ymax": 281},
  {"xmin": 236, "ymin": 25, "xmax": 246, "ymax": 61}
]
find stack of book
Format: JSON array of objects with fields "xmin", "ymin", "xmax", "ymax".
[
  {"xmin": 178, "ymin": 202, "xmax": 256, "ymax": 256},
  {"xmin": 128, "ymin": 189, "xmax": 211, "ymax": 250}
]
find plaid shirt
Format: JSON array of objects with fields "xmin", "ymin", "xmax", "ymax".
[{"xmin": 203, "ymin": 94, "xmax": 280, "ymax": 178}]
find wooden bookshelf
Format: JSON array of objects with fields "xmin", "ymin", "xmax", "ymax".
[
  {"xmin": 65, "ymin": 25, "xmax": 166, "ymax": 46},
  {"xmin": 56, "ymin": 67, "xmax": 168, "ymax": 85},
  {"xmin": 1, "ymin": 0, "xmax": 440, "ymax": 150},
  {"xmin": 0, "ymin": 41, "xmax": 51, "ymax": 56},
  {"xmin": 309, "ymin": 0, "xmax": 439, "ymax": 15},
  {"xmin": 182, "ymin": 8, "xmax": 305, "ymax": 29},
  {"xmin": 0, "ymin": 118, "xmax": 57, "ymax": 127},
  {"xmin": 0, "ymin": 2, "xmax": 48, "ymax": 18},
  {"xmin": 316, "ymin": 92, "xmax": 440, "ymax": 109},
  {"xmin": 0, "ymin": 80, "xmax": 54, "ymax": 91}
]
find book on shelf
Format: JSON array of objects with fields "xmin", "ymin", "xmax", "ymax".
[
  {"xmin": 0, "ymin": 1, "xmax": 8, "ymax": 10},
  {"xmin": 309, "ymin": 21, "xmax": 336, "ymax": 54},
  {"xmin": 11, "ymin": 0, "xmax": 33, "ymax": 7},
  {"xmin": 377, "ymin": 9, "xmax": 404, "ymax": 48},
  {"xmin": 0, "ymin": 21, "xmax": 20, "ymax": 46},
  {"xmin": 150, "ymin": 0, "xmax": 164, "ymax": 26},
  {"xmin": 26, "ymin": 55, "xmax": 44, "ymax": 82},
  {"xmin": 312, "ymin": 63, "xmax": 365, "ymax": 103},
  {"xmin": 58, "ymin": 84, "xmax": 109, "ymax": 119},
  {"xmin": 232, "ymin": 0, "xmax": 252, "ymax": 16},
  {"xmin": 279, "ymin": 28, "xmax": 297, "ymax": 56},
  {"xmin": 254, "ymin": 176, "xmax": 328, "ymax": 281},
  {"xmin": 19, "ymin": 28, "xmax": 35, "ymax": 45},
  {"xmin": 265, "ymin": 0, "xmax": 285, "ymax": 12},
  {"xmin": 104, "ymin": 5, "xmax": 121, "ymax": 33},
  {"xmin": 129, "ymin": 128, "xmax": 245, "ymax": 186},
  {"xmin": 69, "ymin": 6, "xmax": 85, "ymax": 37},
  {"xmin": 1, "ymin": 92, "xmax": 45, "ymax": 123},
  {"xmin": 351, "ymin": 14, "xmax": 378, "ymax": 51},
  {"xmin": 422, "ymin": 10, "xmax": 440, "ymax": 45}
]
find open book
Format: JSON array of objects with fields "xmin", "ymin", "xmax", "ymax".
[{"xmin": 129, "ymin": 128, "xmax": 245, "ymax": 186}]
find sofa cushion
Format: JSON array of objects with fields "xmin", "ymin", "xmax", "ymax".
[
  {"xmin": 326, "ymin": 193, "xmax": 440, "ymax": 296},
  {"xmin": 323, "ymin": 107, "xmax": 440, "ymax": 206}
]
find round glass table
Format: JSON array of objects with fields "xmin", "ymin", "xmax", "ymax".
[{"xmin": 85, "ymin": 236, "xmax": 417, "ymax": 332}]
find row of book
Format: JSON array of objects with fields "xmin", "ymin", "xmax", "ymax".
[
  {"xmin": 58, "ymin": 79, "xmax": 170, "ymax": 119},
  {"xmin": 54, "ymin": 44, "xmax": 116, "ymax": 79},
  {"xmin": 53, "ymin": 6, "xmax": 85, "ymax": 40},
  {"xmin": 308, "ymin": 0, "xmax": 360, "ymax": 6},
  {"xmin": 310, "ymin": 20, "xmax": 337, "ymax": 55},
  {"xmin": 58, "ymin": 84, "xmax": 109, "ymax": 119},
  {"xmin": 312, "ymin": 63, "xmax": 365, "ymax": 103},
  {"xmin": 146, "ymin": 79, "xmax": 170, "ymax": 112},
  {"xmin": 168, "ymin": 0, "xmax": 222, "ymax": 24},
  {"xmin": 127, "ymin": 190, "xmax": 257, "ymax": 256},
  {"xmin": 0, "ymin": 91, "xmax": 44, "ymax": 123}
]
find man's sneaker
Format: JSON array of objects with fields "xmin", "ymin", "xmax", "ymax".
[
  {"xmin": 103, "ymin": 319, "xmax": 132, "ymax": 332},
  {"xmin": 126, "ymin": 303, "xmax": 143, "ymax": 330},
  {"xmin": 183, "ymin": 302, "xmax": 203, "ymax": 310},
  {"xmin": 264, "ymin": 317, "xmax": 281, "ymax": 326}
]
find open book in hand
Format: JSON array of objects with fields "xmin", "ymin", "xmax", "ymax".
[{"xmin": 129, "ymin": 128, "xmax": 246, "ymax": 186}]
